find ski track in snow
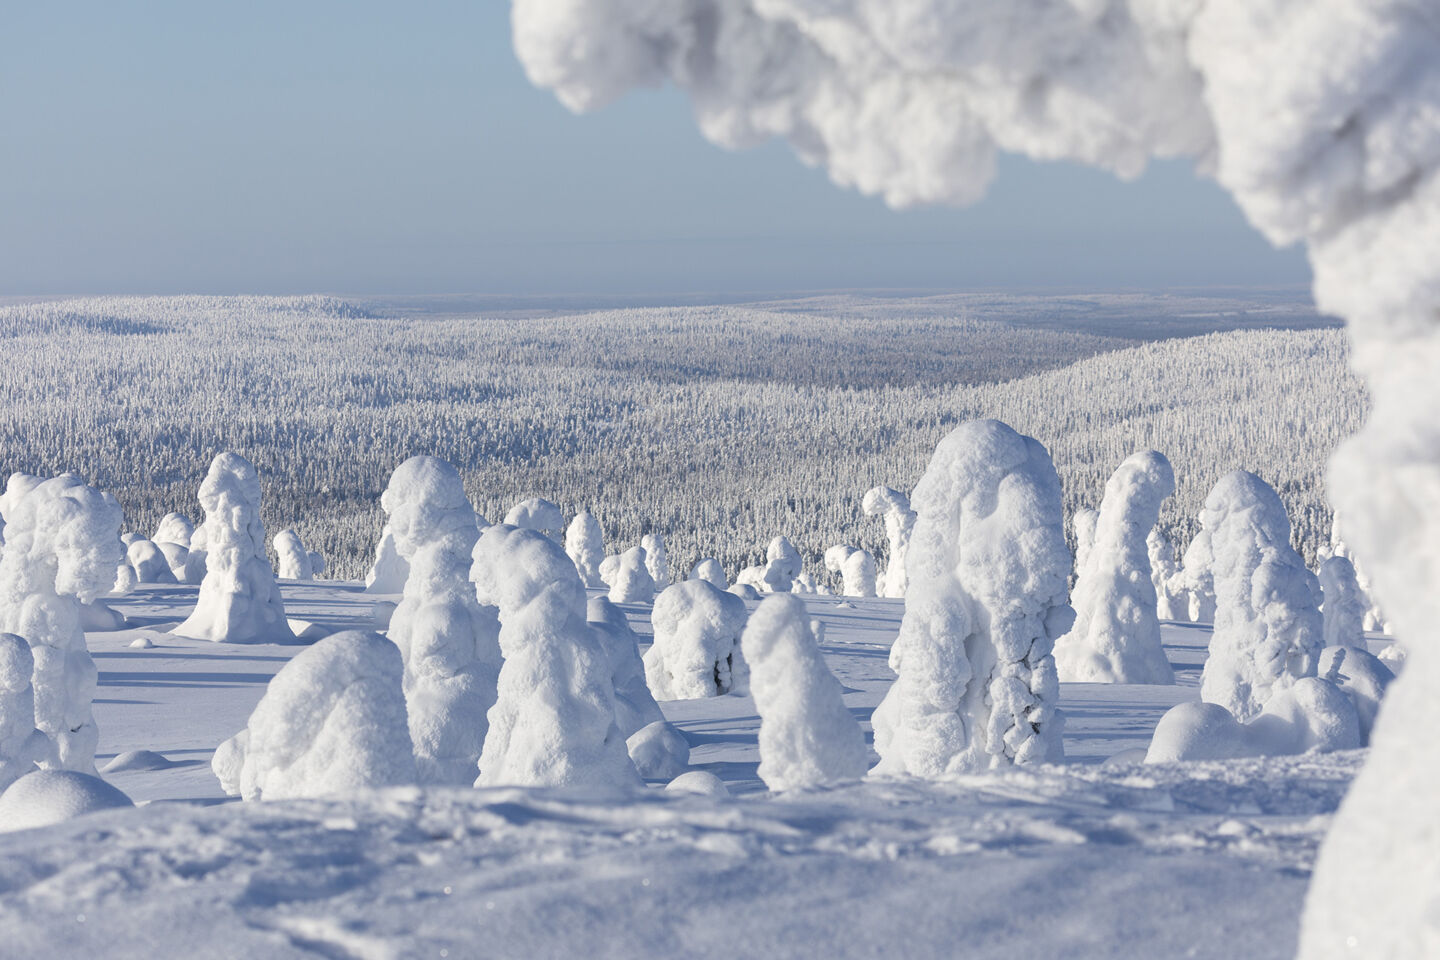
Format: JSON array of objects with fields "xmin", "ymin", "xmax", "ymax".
[{"xmin": 0, "ymin": 581, "xmax": 1376, "ymax": 959}]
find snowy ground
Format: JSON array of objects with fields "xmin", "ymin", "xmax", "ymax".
[{"xmin": 0, "ymin": 582, "xmax": 1371, "ymax": 959}]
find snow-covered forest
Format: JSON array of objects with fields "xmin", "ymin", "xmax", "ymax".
[{"xmin": 0, "ymin": 294, "xmax": 1356, "ymax": 584}]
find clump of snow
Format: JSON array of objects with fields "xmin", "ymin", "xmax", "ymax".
[
  {"xmin": 504, "ymin": 497, "xmax": 563, "ymax": 539},
  {"xmin": 872, "ymin": 420, "xmax": 1070, "ymax": 776},
  {"xmin": 607, "ymin": 546, "xmax": 655, "ymax": 604},
  {"xmin": 734, "ymin": 565, "xmax": 767, "ymax": 592},
  {"xmin": 1056, "ymin": 451, "xmax": 1175, "ymax": 684},
  {"xmin": 743, "ymin": 595, "xmax": 866, "ymax": 791},
  {"xmin": 1147, "ymin": 529, "xmax": 1183, "ymax": 621},
  {"xmin": 1199, "ymin": 471, "xmax": 1322, "ymax": 723},
  {"xmin": 363, "ymin": 522, "xmax": 410, "ymax": 594},
  {"xmin": 641, "ymin": 533, "xmax": 669, "ymax": 585},
  {"xmin": 1147, "ymin": 677, "xmax": 1360, "ymax": 764},
  {"xmin": 472, "ymin": 524, "xmax": 639, "ymax": 790},
  {"xmin": 688, "ymin": 558, "xmax": 727, "ymax": 589},
  {"xmin": 152, "ymin": 512, "xmax": 194, "ymax": 549},
  {"xmin": 0, "ymin": 475, "xmax": 124, "ymax": 774},
  {"xmin": 863, "ymin": 486, "xmax": 915, "ymax": 599},
  {"xmin": 762, "ymin": 536, "xmax": 802, "ymax": 593},
  {"xmin": 128, "ymin": 636, "xmax": 154, "ymax": 650},
  {"xmin": 665, "ymin": 769, "xmax": 729, "ymax": 798},
  {"xmin": 0, "ymin": 634, "xmax": 44, "ymax": 793},
  {"xmin": 384, "ymin": 456, "xmax": 501, "ymax": 785},
  {"xmin": 823, "ymin": 545, "xmax": 877, "ymax": 598},
  {"xmin": 272, "ymin": 530, "xmax": 312, "ymax": 580},
  {"xmin": 101, "ymin": 749, "xmax": 174, "ymax": 773},
  {"xmin": 1318, "ymin": 645, "xmax": 1393, "ymax": 745},
  {"xmin": 626, "ymin": 720, "xmax": 690, "ymax": 780},
  {"xmin": 645, "ymin": 580, "xmax": 749, "ymax": 700},
  {"xmin": 0, "ymin": 769, "xmax": 131, "ymax": 832},
  {"xmin": 173, "ymin": 453, "xmax": 293, "ymax": 644},
  {"xmin": 1318, "ymin": 557, "xmax": 1366, "ymax": 650},
  {"xmin": 212, "ymin": 629, "xmax": 416, "ymax": 801},
  {"xmin": 1144, "ymin": 702, "xmax": 1255, "ymax": 764},
  {"xmin": 127, "ymin": 539, "xmax": 177, "ymax": 584},
  {"xmin": 565, "ymin": 511, "xmax": 606, "ymax": 588},
  {"xmin": 586, "ymin": 596, "xmax": 664, "ymax": 738}
]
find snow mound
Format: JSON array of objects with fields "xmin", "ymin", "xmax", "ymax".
[
  {"xmin": 0, "ymin": 770, "xmax": 131, "ymax": 832},
  {"xmin": 128, "ymin": 637, "xmax": 154, "ymax": 650},
  {"xmin": 1317, "ymin": 645, "xmax": 1393, "ymax": 745},
  {"xmin": 728, "ymin": 583, "xmax": 760, "ymax": 602},
  {"xmin": 1147, "ymin": 678, "xmax": 1360, "ymax": 763},
  {"xmin": 101, "ymin": 749, "xmax": 174, "ymax": 773},
  {"xmin": 665, "ymin": 769, "xmax": 729, "ymax": 798},
  {"xmin": 626, "ymin": 720, "xmax": 691, "ymax": 780}
]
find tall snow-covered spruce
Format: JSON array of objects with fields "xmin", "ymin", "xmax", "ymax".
[
  {"xmin": 0, "ymin": 633, "xmax": 45, "ymax": 792},
  {"xmin": 743, "ymin": 595, "xmax": 866, "ymax": 791},
  {"xmin": 0, "ymin": 475, "xmax": 124, "ymax": 774},
  {"xmin": 565, "ymin": 511, "xmax": 606, "ymax": 588},
  {"xmin": 472, "ymin": 524, "xmax": 638, "ymax": 790},
  {"xmin": 871, "ymin": 420, "xmax": 1071, "ymax": 776},
  {"xmin": 863, "ymin": 486, "xmax": 915, "ymax": 599},
  {"xmin": 1200, "ymin": 471, "xmax": 1322, "ymax": 723},
  {"xmin": 645, "ymin": 580, "xmax": 749, "ymax": 700},
  {"xmin": 363, "ymin": 522, "xmax": 409, "ymax": 593},
  {"xmin": 174, "ymin": 453, "xmax": 293, "ymax": 644},
  {"xmin": 384, "ymin": 456, "xmax": 502, "ymax": 785},
  {"xmin": 1055, "ymin": 451, "xmax": 1175, "ymax": 684}
]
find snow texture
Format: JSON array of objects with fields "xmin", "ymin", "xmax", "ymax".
[
  {"xmin": 863, "ymin": 486, "xmax": 917, "ymax": 599},
  {"xmin": 626, "ymin": 720, "xmax": 691, "ymax": 780},
  {"xmin": 871, "ymin": 419, "xmax": 1071, "ymax": 776},
  {"xmin": 472, "ymin": 524, "xmax": 639, "ymax": 791},
  {"xmin": 173, "ymin": 453, "xmax": 294, "ymax": 644},
  {"xmin": 363, "ymin": 522, "xmax": 410, "ymax": 593},
  {"xmin": 504, "ymin": 497, "xmax": 564, "ymax": 539},
  {"xmin": 586, "ymin": 596, "xmax": 665, "ymax": 738},
  {"xmin": 565, "ymin": 511, "xmax": 606, "ymax": 588},
  {"xmin": 641, "ymin": 533, "xmax": 669, "ymax": 585},
  {"xmin": 127, "ymin": 539, "xmax": 177, "ymax": 584},
  {"xmin": 0, "ymin": 769, "xmax": 131, "ymax": 833},
  {"xmin": 1318, "ymin": 557, "xmax": 1366, "ymax": 650},
  {"xmin": 1199, "ymin": 471, "xmax": 1322, "ymax": 724},
  {"xmin": 1056, "ymin": 451, "xmax": 1175, "ymax": 684},
  {"xmin": 212, "ymin": 630, "xmax": 416, "ymax": 801},
  {"xmin": 743, "ymin": 595, "xmax": 867, "ymax": 791},
  {"xmin": 688, "ymin": 558, "xmax": 727, "ymax": 589},
  {"xmin": 0, "ymin": 474, "xmax": 124, "ymax": 775},
  {"xmin": 382, "ymin": 456, "xmax": 501, "ymax": 785},
  {"xmin": 762, "ymin": 536, "xmax": 802, "ymax": 593},
  {"xmin": 272, "ymin": 529, "xmax": 313, "ymax": 581},
  {"xmin": 824, "ymin": 545, "xmax": 878, "ymax": 598},
  {"xmin": 0, "ymin": 634, "xmax": 44, "ymax": 794},
  {"xmin": 607, "ymin": 545, "xmax": 655, "ymax": 604},
  {"xmin": 645, "ymin": 580, "xmax": 749, "ymax": 700}
]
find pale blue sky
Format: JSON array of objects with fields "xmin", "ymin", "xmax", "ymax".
[{"xmin": 0, "ymin": 1, "xmax": 1309, "ymax": 296}]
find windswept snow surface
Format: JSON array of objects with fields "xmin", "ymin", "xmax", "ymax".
[{"xmin": 0, "ymin": 577, "xmax": 1385, "ymax": 958}]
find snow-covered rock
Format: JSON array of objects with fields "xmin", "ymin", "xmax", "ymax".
[
  {"xmin": 644, "ymin": 580, "xmax": 749, "ymax": 700},
  {"xmin": 212, "ymin": 630, "xmax": 415, "ymax": 801},
  {"xmin": 823, "ymin": 545, "xmax": 877, "ymax": 598},
  {"xmin": 1199, "ymin": 471, "xmax": 1322, "ymax": 723},
  {"xmin": 863, "ymin": 486, "xmax": 915, "ymax": 599},
  {"xmin": 1055, "ymin": 451, "xmax": 1175, "ymax": 684},
  {"xmin": 688, "ymin": 558, "xmax": 727, "ymax": 588},
  {"xmin": 272, "ymin": 529, "xmax": 313, "ymax": 580},
  {"xmin": 586, "ymin": 596, "xmax": 664, "ymax": 738},
  {"xmin": 173, "ymin": 453, "xmax": 293, "ymax": 644},
  {"xmin": 872, "ymin": 420, "xmax": 1071, "ymax": 776},
  {"xmin": 385, "ymin": 456, "xmax": 501, "ymax": 785},
  {"xmin": 607, "ymin": 546, "xmax": 655, "ymax": 604},
  {"xmin": 473, "ymin": 524, "xmax": 639, "ymax": 791},
  {"xmin": 743, "ymin": 595, "xmax": 866, "ymax": 791},
  {"xmin": 626, "ymin": 720, "xmax": 690, "ymax": 780},
  {"xmin": 0, "ymin": 770, "xmax": 131, "ymax": 832},
  {"xmin": 565, "ymin": 511, "xmax": 606, "ymax": 588}
]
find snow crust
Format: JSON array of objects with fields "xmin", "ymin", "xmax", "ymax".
[
  {"xmin": 743, "ymin": 595, "xmax": 866, "ymax": 791},
  {"xmin": 645, "ymin": 580, "xmax": 749, "ymax": 701},
  {"xmin": 212, "ymin": 630, "xmax": 416, "ymax": 801},
  {"xmin": 872, "ymin": 420, "xmax": 1070, "ymax": 776}
]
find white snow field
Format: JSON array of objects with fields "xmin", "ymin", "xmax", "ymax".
[{"xmin": 0, "ymin": 577, "xmax": 1383, "ymax": 959}]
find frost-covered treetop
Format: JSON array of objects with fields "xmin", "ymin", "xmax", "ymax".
[
  {"xmin": 198, "ymin": 453, "xmax": 266, "ymax": 556},
  {"xmin": 472, "ymin": 523, "xmax": 588, "ymax": 625},
  {"xmin": 862, "ymin": 486, "xmax": 911, "ymax": 520},
  {"xmin": 0, "ymin": 475, "xmax": 125, "ymax": 606},
  {"xmin": 382, "ymin": 456, "xmax": 477, "ymax": 561}
]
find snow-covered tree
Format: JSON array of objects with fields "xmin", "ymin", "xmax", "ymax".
[
  {"xmin": 0, "ymin": 633, "xmax": 45, "ymax": 793},
  {"xmin": 174, "ymin": 453, "xmax": 293, "ymax": 644},
  {"xmin": 363, "ymin": 522, "xmax": 409, "ymax": 593},
  {"xmin": 1055, "ymin": 451, "xmax": 1175, "ymax": 684},
  {"xmin": 863, "ymin": 486, "xmax": 915, "ymax": 599},
  {"xmin": 688, "ymin": 558, "xmax": 726, "ymax": 588},
  {"xmin": 272, "ymin": 529, "xmax": 313, "ymax": 580},
  {"xmin": 1178, "ymin": 524, "xmax": 1217, "ymax": 623},
  {"xmin": 586, "ymin": 596, "xmax": 665, "ymax": 738},
  {"xmin": 1319, "ymin": 556, "xmax": 1367, "ymax": 650},
  {"xmin": 644, "ymin": 580, "xmax": 749, "ymax": 700},
  {"xmin": 0, "ymin": 474, "xmax": 41, "ymax": 538},
  {"xmin": 151, "ymin": 513, "xmax": 194, "ymax": 549},
  {"xmin": 743, "ymin": 595, "xmax": 867, "ymax": 791},
  {"xmin": 1072, "ymin": 507, "xmax": 1099, "ymax": 579},
  {"xmin": 1199, "ymin": 471, "xmax": 1322, "ymax": 723},
  {"xmin": 384, "ymin": 457, "xmax": 501, "ymax": 784},
  {"xmin": 503, "ymin": 497, "xmax": 563, "ymax": 539},
  {"xmin": 126, "ymin": 539, "xmax": 177, "ymax": 584},
  {"xmin": 823, "ymin": 545, "xmax": 877, "ymax": 598},
  {"xmin": 1146, "ymin": 676, "xmax": 1360, "ymax": 763},
  {"xmin": 472, "ymin": 524, "xmax": 638, "ymax": 790},
  {"xmin": 1146, "ymin": 528, "xmax": 1183, "ymax": 621},
  {"xmin": 871, "ymin": 420, "xmax": 1071, "ymax": 777},
  {"xmin": 640, "ymin": 532, "xmax": 669, "ymax": 585},
  {"xmin": 565, "ymin": 511, "xmax": 606, "ymax": 588},
  {"xmin": 763, "ymin": 536, "xmax": 802, "ymax": 593},
  {"xmin": 607, "ymin": 546, "xmax": 655, "ymax": 603},
  {"xmin": 307, "ymin": 550, "xmax": 325, "ymax": 579},
  {"xmin": 179, "ymin": 526, "xmax": 208, "ymax": 585},
  {"xmin": 0, "ymin": 475, "xmax": 124, "ymax": 774},
  {"xmin": 211, "ymin": 630, "xmax": 416, "ymax": 800}
]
